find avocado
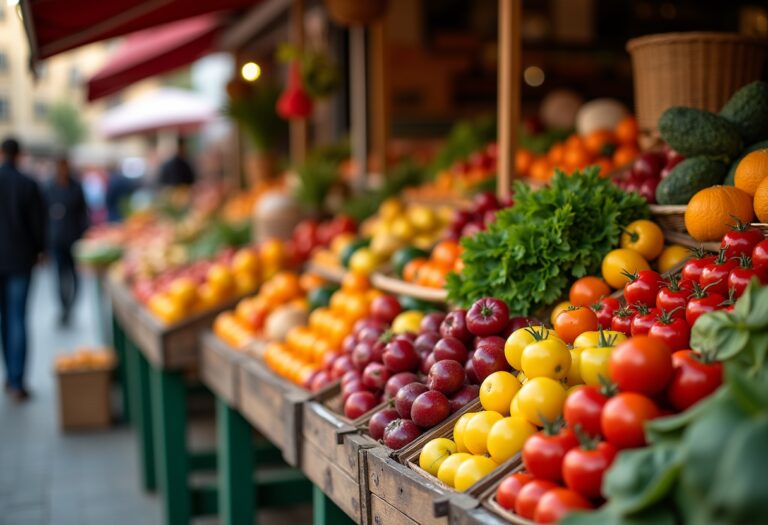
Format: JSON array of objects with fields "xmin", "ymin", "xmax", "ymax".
[
  {"xmin": 655, "ymin": 156, "xmax": 727, "ymax": 205},
  {"xmin": 659, "ymin": 107, "xmax": 743, "ymax": 160},
  {"xmin": 719, "ymin": 81, "xmax": 768, "ymax": 145}
]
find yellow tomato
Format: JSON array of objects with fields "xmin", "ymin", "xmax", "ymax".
[
  {"xmin": 486, "ymin": 416, "xmax": 537, "ymax": 464},
  {"xmin": 463, "ymin": 411, "xmax": 503, "ymax": 455},
  {"xmin": 520, "ymin": 339, "xmax": 572, "ymax": 380},
  {"xmin": 390, "ymin": 217, "xmax": 416, "ymax": 241},
  {"xmin": 504, "ymin": 325, "xmax": 559, "ymax": 371},
  {"xmin": 259, "ymin": 238, "xmax": 284, "ymax": 268},
  {"xmin": 656, "ymin": 244, "xmax": 691, "ymax": 273},
  {"xmin": 453, "ymin": 412, "xmax": 476, "ymax": 453},
  {"xmin": 479, "ymin": 371, "xmax": 522, "ymax": 415},
  {"xmin": 580, "ymin": 346, "xmax": 613, "ymax": 387},
  {"xmin": 517, "ymin": 377, "xmax": 567, "ymax": 427},
  {"xmin": 167, "ymin": 277, "xmax": 196, "ymax": 306},
  {"xmin": 509, "ymin": 395, "xmax": 523, "ymax": 417},
  {"xmin": 207, "ymin": 263, "xmax": 235, "ymax": 292},
  {"xmin": 391, "ymin": 310, "xmax": 424, "ymax": 334},
  {"xmin": 437, "ymin": 453, "xmax": 473, "ymax": 487},
  {"xmin": 379, "ymin": 198, "xmax": 403, "ymax": 220},
  {"xmin": 234, "ymin": 272, "xmax": 260, "ymax": 295},
  {"xmin": 408, "ymin": 206, "xmax": 438, "ymax": 232},
  {"xmin": 419, "ymin": 438, "xmax": 457, "ymax": 476},
  {"xmin": 550, "ymin": 301, "xmax": 573, "ymax": 326},
  {"xmin": 573, "ymin": 330, "xmax": 627, "ymax": 349},
  {"xmin": 454, "ymin": 456, "xmax": 498, "ymax": 492},
  {"xmin": 620, "ymin": 219, "xmax": 665, "ymax": 260},
  {"xmin": 601, "ymin": 248, "xmax": 651, "ymax": 289},
  {"xmin": 232, "ymin": 248, "xmax": 260, "ymax": 276},
  {"xmin": 348, "ymin": 248, "xmax": 379, "ymax": 275},
  {"xmin": 148, "ymin": 293, "xmax": 184, "ymax": 324},
  {"xmin": 567, "ymin": 347, "xmax": 585, "ymax": 386}
]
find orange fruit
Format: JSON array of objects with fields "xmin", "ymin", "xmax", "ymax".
[
  {"xmin": 299, "ymin": 272, "xmax": 326, "ymax": 292},
  {"xmin": 612, "ymin": 145, "xmax": 639, "ymax": 168},
  {"xmin": 341, "ymin": 272, "xmax": 370, "ymax": 292},
  {"xmin": 584, "ymin": 130, "xmax": 617, "ymax": 156},
  {"xmin": 516, "ymin": 149, "xmax": 535, "ymax": 177},
  {"xmin": 529, "ymin": 158, "xmax": 553, "ymax": 182},
  {"xmin": 565, "ymin": 135, "xmax": 586, "ymax": 151},
  {"xmin": 734, "ymin": 149, "xmax": 768, "ymax": 197},
  {"xmin": 685, "ymin": 186, "xmax": 755, "ymax": 242},
  {"xmin": 563, "ymin": 147, "xmax": 593, "ymax": 172},
  {"xmin": 547, "ymin": 143, "xmax": 565, "ymax": 165},
  {"xmin": 615, "ymin": 116, "xmax": 638, "ymax": 145},
  {"xmin": 403, "ymin": 257, "xmax": 427, "ymax": 283},
  {"xmin": 432, "ymin": 240, "xmax": 462, "ymax": 269},
  {"xmin": 754, "ymin": 176, "xmax": 768, "ymax": 223},
  {"xmin": 569, "ymin": 277, "xmax": 612, "ymax": 307},
  {"xmin": 592, "ymin": 158, "xmax": 615, "ymax": 178}
]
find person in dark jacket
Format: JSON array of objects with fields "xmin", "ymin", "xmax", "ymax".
[
  {"xmin": 0, "ymin": 137, "xmax": 46, "ymax": 401},
  {"xmin": 158, "ymin": 136, "xmax": 195, "ymax": 186},
  {"xmin": 43, "ymin": 157, "xmax": 89, "ymax": 327},
  {"xmin": 105, "ymin": 162, "xmax": 137, "ymax": 222}
]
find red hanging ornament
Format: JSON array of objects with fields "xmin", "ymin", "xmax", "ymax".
[{"xmin": 277, "ymin": 62, "xmax": 313, "ymax": 120}]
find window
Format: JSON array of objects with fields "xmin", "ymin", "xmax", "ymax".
[
  {"xmin": 0, "ymin": 52, "xmax": 8, "ymax": 73},
  {"xmin": 0, "ymin": 99, "xmax": 9, "ymax": 122},
  {"xmin": 33, "ymin": 101, "xmax": 47, "ymax": 121},
  {"xmin": 68, "ymin": 66, "xmax": 80, "ymax": 88}
]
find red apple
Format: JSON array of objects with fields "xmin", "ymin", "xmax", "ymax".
[
  {"xmin": 342, "ymin": 379, "xmax": 367, "ymax": 401},
  {"xmin": 466, "ymin": 297, "xmax": 510, "ymax": 336},
  {"xmin": 371, "ymin": 295, "xmax": 402, "ymax": 323},
  {"xmin": 420, "ymin": 312, "xmax": 446, "ymax": 333},
  {"xmin": 415, "ymin": 332, "xmax": 440, "ymax": 354},
  {"xmin": 385, "ymin": 372, "xmax": 421, "ymax": 399},
  {"xmin": 383, "ymin": 339, "xmax": 419, "ymax": 373},
  {"xmin": 362, "ymin": 362, "xmax": 390, "ymax": 391},
  {"xmin": 440, "ymin": 310, "xmax": 472, "ymax": 342},
  {"xmin": 427, "ymin": 360, "xmax": 466, "ymax": 395},
  {"xmin": 465, "ymin": 352, "xmax": 479, "ymax": 384},
  {"xmin": 358, "ymin": 326, "xmax": 385, "ymax": 344},
  {"xmin": 472, "ymin": 344, "xmax": 508, "ymax": 382},
  {"xmin": 474, "ymin": 335, "xmax": 506, "ymax": 351},
  {"xmin": 341, "ymin": 334, "xmax": 357, "ymax": 355},
  {"xmin": 420, "ymin": 352, "xmax": 437, "ymax": 375},
  {"xmin": 352, "ymin": 341, "xmax": 376, "ymax": 371},
  {"xmin": 344, "ymin": 391, "xmax": 378, "ymax": 419},
  {"xmin": 368, "ymin": 408, "xmax": 399, "ymax": 440},
  {"xmin": 411, "ymin": 390, "xmax": 451, "ymax": 428},
  {"xmin": 395, "ymin": 382, "xmax": 429, "ymax": 418},
  {"xmin": 341, "ymin": 370, "xmax": 360, "ymax": 387},
  {"xmin": 331, "ymin": 355, "xmax": 356, "ymax": 379},
  {"xmin": 450, "ymin": 384, "xmax": 480, "ymax": 413},
  {"xmin": 434, "ymin": 336, "xmax": 469, "ymax": 363},
  {"xmin": 383, "ymin": 419, "xmax": 423, "ymax": 449}
]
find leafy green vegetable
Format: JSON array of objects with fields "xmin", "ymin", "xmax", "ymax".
[
  {"xmin": 293, "ymin": 142, "xmax": 350, "ymax": 215},
  {"xmin": 446, "ymin": 168, "xmax": 648, "ymax": 315},
  {"xmin": 428, "ymin": 116, "xmax": 496, "ymax": 175}
]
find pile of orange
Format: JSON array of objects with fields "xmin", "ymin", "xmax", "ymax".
[
  {"xmin": 403, "ymin": 239, "xmax": 463, "ymax": 289},
  {"xmin": 263, "ymin": 273, "xmax": 382, "ymax": 387},
  {"xmin": 518, "ymin": 116, "xmax": 640, "ymax": 183}
]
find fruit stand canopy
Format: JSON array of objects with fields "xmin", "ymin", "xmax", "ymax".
[
  {"xmin": 86, "ymin": 14, "xmax": 222, "ymax": 102},
  {"xmin": 20, "ymin": 0, "xmax": 255, "ymax": 61}
]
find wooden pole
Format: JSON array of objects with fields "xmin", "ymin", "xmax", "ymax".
[
  {"xmin": 497, "ymin": 0, "xmax": 522, "ymax": 199},
  {"xmin": 290, "ymin": 0, "xmax": 307, "ymax": 165},
  {"xmin": 370, "ymin": 20, "xmax": 388, "ymax": 176},
  {"xmin": 350, "ymin": 26, "xmax": 368, "ymax": 192}
]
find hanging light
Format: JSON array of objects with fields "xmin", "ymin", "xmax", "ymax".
[{"xmin": 240, "ymin": 62, "xmax": 261, "ymax": 82}]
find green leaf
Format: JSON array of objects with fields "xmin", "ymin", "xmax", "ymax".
[
  {"xmin": 560, "ymin": 504, "xmax": 677, "ymax": 525},
  {"xmin": 690, "ymin": 310, "xmax": 748, "ymax": 361},
  {"xmin": 743, "ymin": 281, "xmax": 768, "ymax": 330}
]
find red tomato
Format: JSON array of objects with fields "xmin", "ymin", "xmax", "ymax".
[
  {"xmin": 610, "ymin": 306, "xmax": 635, "ymax": 337},
  {"xmin": 721, "ymin": 222, "xmax": 764, "ymax": 259},
  {"xmin": 515, "ymin": 480, "xmax": 559, "ymax": 520},
  {"xmin": 630, "ymin": 304, "xmax": 659, "ymax": 336},
  {"xmin": 648, "ymin": 311, "xmax": 690, "ymax": 351},
  {"xmin": 592, "ymin": 296, "xmax": 621, "ymax": 330},
  {"xmin": 623, "ymin": 270, "xmax": 663, "ymax": 308},
  {"xmin": 533, "ymin": 488, "xmax": 592, "ymax": 523},
  {"xmin": 609, "ymin": 335, "xmax": 673, "ymax": 395},
  {"xmin": 728, "ymin": 257, "xmax": 768, "ymax": 298},
  {"xmin": 554, "ymin": 306, "xmax": 599, "ymax": 344},
  {"xmin": 563, "ymin": 385, "xmax": 609, "ymax": 438},
  {"xmin": 685, "ymin": 283, "xmax": 725, "ymax": 327},
  {"xmin": 522, "ymin": 428, "xmax": 578, "ymax": 482},
  {"xmin": 496, "ymin": 472, "xmax": 533, "ymax": 511},
  {"xmin": 753, "ymin": 240, "xmax": 768, "ymax": 270},
  {"xmin": 700, "ymin": 249, "xmax": 739, "ymax": 297},
  {"xmin": 601, "ymin": 393, "xmax": 660, "ymax": 449},
  {"xmin": 656, "ymin": 276, "xmax": 692, "ymax": 313},
  {"xmin": 667, "ymin": 350, "xmax": 723, "ymax": 411},
  {"xmin": 681, "ymin": 249, "xmax": 716, "ymax": 283},
  {"xmin": 562, "ymin": 441, "xmax": 617, "ymax": 499}
]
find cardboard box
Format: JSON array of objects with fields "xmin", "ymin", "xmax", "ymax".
[{"xmin": 56, "ymin": 367, "xmax": 113, "ymax": 431}]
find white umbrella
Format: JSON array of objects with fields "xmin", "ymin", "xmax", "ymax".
[{"xmin": 98, "ymin": 87, "xmax": 217, "ymax": 138}]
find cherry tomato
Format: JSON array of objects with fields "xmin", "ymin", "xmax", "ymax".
[
  {"xmin": 656, "ymin": 275, "xmax": 692, "ymax": 313},
  {"xmin": 562, "ymin": 441, "xmax": 617, "ymax": 499},
  {"xmin": 648, "ymin": 310, "xmax": 690, "ymax": 351},
  {"xmin": 753, "ymin": 240, "xmax": 768, "ymax": 270},
  {"xmin": 622, "ymin": 270, "xmax": 663, "ymax": 308},
  {"xmin": 569, "ymin": 277, "xmax": 611, "ymax": 307},
  {"xmin": 630, "ymin": 304, "xmax": 659, "ymax": 336},
  {"xmin": 681, "ymin": 248, "xmax": 716, "ymax": 283},
  {"xmin": 533, "ymin": 488, "xmax": 592, "ymax": 523},
  {"xmin": 721, "ymin": 222, "xmax": 764, "ymax": 259},
  {"xmin": 685, "ymin": 282, "xmax": 725, "ymax": 327},
  {"xmin": 620, "ymin": 220, "xmax": 664, "ymax": 260},
  {"xmin": 563, "ymin": 385, "xmax": 609, "ymax": 438},
  {"xmin": 700, "ymin": 249, "xmax": 739, "ymax": 297},
  {"xmin": 522, "ymin": 428, "xmax": 578, "ymax": 482},
  {"xmin": 592, "ymin": 297, "xmax": 621, "ymax": 330},
  {"xmin": 496, "ymin": 472, "xmax": 533, "ymax": 511},
  {"xmin": 515, "ymin": 480, "xmax": 558, "ymax": 520},
  {"xmin": 667, "ymin": 350, "xmax": 723, "ymax": 411},
  {"xmin": 466, "ymin": 297, "xmax": 510, "ymax": 336},
  {"xmin": 610, "ymin": 306, "xmax": 635, "ymax": 337},
  {"xmin": 601, "ymin": 392, "xmax": 660, "ymax": 449},
  {"xmin": 728, "ymin": 256, "xmax": 768, "ymax": 298},
  {"xmin": 554, "ymin": 306, "xmax": 599, "ymax": 344},
  {"xmin": 609, "ymin": 335, "xmax": 672, "ymax": 395}
]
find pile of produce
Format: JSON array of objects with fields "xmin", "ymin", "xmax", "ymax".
[
  {"xmin": 611, "ymin": 148, "xmax": 684, "ymax": 204},
  {"xmin": 55, "ymin": 348, "xmax": 116, "ymax": 372},
  {"xmin": 447, "ymin": 168, "xmax": 648, "ymax": 315}
]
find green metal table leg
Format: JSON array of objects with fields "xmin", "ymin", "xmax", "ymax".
[
  {"xmin": 94, "ymin": 273, "xmax": 109, "ymax": 345},
  {"xmin": 125, "ymin": 339, "xmax": 156, "ymax": 491},
  {"xmin": 111, "ymin": 316, "xmax": 131, "ymax": 423},
  {"xmin": 313, "ymin": 485, "xmax": 355, "ymax": 525},
  {"xmin": 216, "ymin": 397, "xmax": 254, "ymax": 525},
  {"xmin": 151, "ymin": 366, "xmax": 190, "ymax": 525}
]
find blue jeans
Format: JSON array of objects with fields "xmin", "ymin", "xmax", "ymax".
[{"xmin": 0, "ymin": 273, "xmax": 31, "ymax": 390}]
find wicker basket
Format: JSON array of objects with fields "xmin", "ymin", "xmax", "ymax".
[
  {"xmin": 627, "ymin": 32, "xmax": 768, "ymax": 146},
  {"xmin": 649, "ymin": 204, "xmax": 688, "ymax": 233}
]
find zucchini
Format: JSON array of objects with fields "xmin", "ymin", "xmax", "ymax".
[{"xmin": 655, "ymin": 157, "xmax": 727, "ymax": 205}]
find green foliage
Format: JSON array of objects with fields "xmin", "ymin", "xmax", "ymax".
[
  {"xmin": 225, "ymin": 82, "xmax": 286, "ymax": 152},
  {"xmin": 48, "ymin": 101, "xmax": 86, "ymax": 149},
  {"xmin": 428, "ymin": 116, "xmax": 497, "ymax": 175},
  {"xmin": 277, "ymin": 43, "xmax": 340, "ymax": 99},
  {"xmin": 342, "ymin": 159, "xmax": 428, "ymax": 222},
  {"xmin": 447, "ymin": 167, "xmax": 649, "ymax": 315},
  {"xmin": 293, "ymin": 141, "xmax": 350, "ymax": 214}
]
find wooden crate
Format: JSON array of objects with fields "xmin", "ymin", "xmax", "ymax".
[
  {"xmin": 302, "ymin": 438, "xmax": 364, "ymax": 523},
  {"xmin": 200, "ymin": 332, "xmax": 245, "ymax": 407},
  {"xmin": 454, "ymin": 462, "xmax": 534, "ymax": 525},
  {"xmin": 106, "ymin": 275, "xmax": 242, "ymax": 370},
  {"xmin": 237, "ymin": 357, "xmax": 310, "ymax": 466}
]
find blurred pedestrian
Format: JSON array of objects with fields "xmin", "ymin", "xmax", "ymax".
[
  {"xmin": 0, "ymin": 137, "xmax": 46, "ymax": 401},
  {"xmin": 105, "ymin": 162, "xmax": 136, "ymax": 222},
  {"xmin": 158, "ymin": 136, "xmax": 195, "ymax": 186},
  {"xmin": 44, "ymin": 157, "xmax": 89, "ymax": 327}
]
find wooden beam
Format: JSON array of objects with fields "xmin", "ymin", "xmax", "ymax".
[
  {"xmin": 289, "ymin": 0, "xmax": 307, "ymax": 165},
  {"xmin": 370, "ymin": 20, "xmax": 388, "ymax": 176},
  {"xmin": 350, "ymin": 27, "xmax": 368, "ymax": 192},
  {"xmin": 497, "ymin": 0, "xmax": 522, "ymax": 199}
]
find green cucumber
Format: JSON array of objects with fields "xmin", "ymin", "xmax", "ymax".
[
  {"xmin": 655, "ymin": 157, "xmax": 727, "ymax": 205},
  {"xmin": 659, "ymin": 107, "xmax": 743, "ymax": 160}
]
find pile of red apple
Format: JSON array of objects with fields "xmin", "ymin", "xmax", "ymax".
[
  {"xmin": 612, "ymin": 147, "xmax": 683, "ymax": 204},
  {"xmin": 445, "ymin": 192, "xmax": 513, "ymax": 241},
  {"xmin": 356, "ymin": 298, "xmax": 532, "ymax": 450},
  {"xmin": 289, "ymin": 215, "xmax": 357, "ymax": 262}
]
